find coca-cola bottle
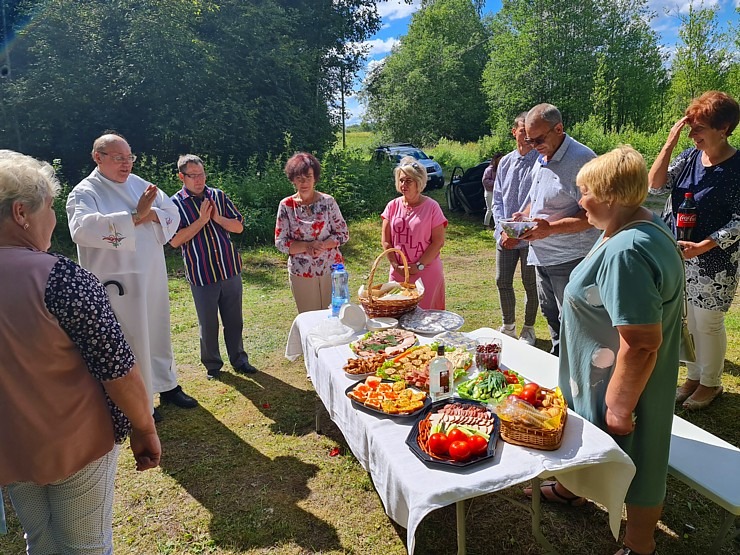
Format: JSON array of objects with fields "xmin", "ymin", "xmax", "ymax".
[{"xmin": 676, "ymin": 192, "xmax": 697, "ymax": 241}]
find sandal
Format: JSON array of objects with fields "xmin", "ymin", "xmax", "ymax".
[
  {"xmin": 682, "ymin": 386, "xmax": 723, "ymax": 411},
  {"xmin": 523, "ymin": 480, "xmax": 587, "ymax": 507},
  {"xmin": 675, "ymin": 381, "xmax": 698, "ymax": 403}
]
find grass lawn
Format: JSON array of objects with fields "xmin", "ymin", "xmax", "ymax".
[{"xmin": 2, "ymin": 189, "xmax": 738, "ymax": 554}]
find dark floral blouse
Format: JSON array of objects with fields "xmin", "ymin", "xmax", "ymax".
[
  {"xmin": 653, "ymin": 148, "xmax": 740, "ymax": 312},
  {"xmin": 44, "ymin": 255, "xmax": 135, "ymax": 442}
]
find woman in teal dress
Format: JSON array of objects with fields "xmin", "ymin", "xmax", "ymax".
[{"xmin": 531, "ymin": 147, "xmax": 684, "ymax": 555}]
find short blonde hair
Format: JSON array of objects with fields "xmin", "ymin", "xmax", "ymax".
[
  {"xmin": 576, "ymin": 145, "xmax": 647, "ymax": 208},
  {"xmin": 0, "ymin": 150, "xmax": 60, "ymax": 224},
  {"xmin": 394, "ymin": 156, "xmax": 427, "ymax": 193}
]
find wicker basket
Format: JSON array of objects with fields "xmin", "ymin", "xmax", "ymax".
[
  {"xmin": 499, "ymin": 405, "xmax": 568, "ymax": 451},
  {"xmin": 359, "ymin": 248, "xmax": 422, "ymax": 318}
]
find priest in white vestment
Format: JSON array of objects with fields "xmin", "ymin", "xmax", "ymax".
[{"xmin": 66, "ymin": 133, "xmax": 198, "ymax": 418}]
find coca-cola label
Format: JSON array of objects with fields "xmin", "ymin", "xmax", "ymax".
[{"xmin": 677, "ymin": 213, "xmax": 697, "ymax": 228}]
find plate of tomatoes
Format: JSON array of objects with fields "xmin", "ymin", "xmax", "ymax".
[{"xmin": 406, "ymin": 399, "xmax": 500, "ymax": 467}]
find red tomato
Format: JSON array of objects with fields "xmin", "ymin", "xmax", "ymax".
[
  {"xmin": 523, "ymin": 382, "xmax": 541, "ymax": 393},
  {"xmin": 427, "ymin": 433, "xmax": 450, "ymax": 456},
  {"xmin": 467, "ymin": 435, "xmax": 488, "ymax": 456},
  {"xmin": 520, "ymin": 388, "xmax": 538, "ymax": 405},
  {"xmin": 448, "ymin": 440, "xmax": 472, "ymax": 462},
  {"xmin": 505, "ymin": 373, "xmax": 519, "ymax": 384},
  {"xmin": 447, "ymin": 428, "xmax": 468, "ymax": 443}
]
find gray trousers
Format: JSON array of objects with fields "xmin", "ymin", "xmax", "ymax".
[
  {"xmin": 535, "ymin": 258, "xmax": 583, "ymax": 356},
  {"xmin": 190, "ymin": 274, "xmax": 248, "ymax": 371},
  {"xmin": 496, "ymin": 245, "xmax": 538, "ymax": 327}
]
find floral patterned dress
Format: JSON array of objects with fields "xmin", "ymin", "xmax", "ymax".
[
  {"xmin": 274, "ymin": 193, "xmax": 349, "ymax": 277},
  {"xmin": 657, "ymin": 148, "xmax": 740, "ymax": 312}
]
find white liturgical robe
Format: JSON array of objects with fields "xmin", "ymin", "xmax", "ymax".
[{"xmin": 66, "ymin": 169, "xmax": 181, "ymax": 407}]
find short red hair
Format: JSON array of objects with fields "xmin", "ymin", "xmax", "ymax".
[
  {"xmin": 284, "ymin": 152, "xmax": 321, "ymax": 182},
  {"xmin": 685, "ymin": 91, "xmax": 740, "ymax": 136}
]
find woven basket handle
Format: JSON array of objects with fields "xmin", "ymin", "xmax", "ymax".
[{"xmin": 366, "ymin": 248, "xmax": 411, "ymax": 307}]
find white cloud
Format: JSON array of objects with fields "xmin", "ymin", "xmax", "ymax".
[
  {"xmin": 345, "ymin": 95, "xmax": 366, "ymax": 125},
  {"xmin": 363, "ymin": 37, "xmax": 400, "ymax": 56},
  {"xmin": 375, "ymin": 0, "xmax": 421, "ymax": 21},
  {"xmin": 648, "ymin": 0, "xmax": 720, "ymax": 16}
]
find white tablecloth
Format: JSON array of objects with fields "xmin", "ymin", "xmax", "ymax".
[{"xmin": 286, "ymin": 310, "xmax": 636, "ymax": 553}]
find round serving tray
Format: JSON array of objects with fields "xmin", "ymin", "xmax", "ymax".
[{"xmin": 399, "ymin": 308, "xmax": 465, "ymax": 334}]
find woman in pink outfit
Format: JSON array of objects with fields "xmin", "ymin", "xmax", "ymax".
[{"xmin": 381, "ymin": 156, "xmax": 448, "ymax": 309}]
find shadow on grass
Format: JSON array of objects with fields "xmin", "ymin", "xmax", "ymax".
[
  {"xmin": 219, "ymin": 371, "xmax": 316, "ymax": 436},
  {"xmin": 723, "ymin": 359, "xmax": 740, "ymax": 378},
  {"xmin": 156, "ymin": 400, "xmax": 341, "ymax": 552}
]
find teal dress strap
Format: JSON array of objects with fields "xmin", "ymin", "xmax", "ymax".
[{"xmin": 0, "ymin": 486, "xmax": 6, "ymax": 534}]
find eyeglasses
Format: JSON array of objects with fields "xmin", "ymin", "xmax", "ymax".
[
  {"xmin": 293, "ymin": 173, "xmax": 315, "ymax": 183},
  {"xmin": 525, "ymin": 126, "xmax": 556, "ymax": 146},
  {"xmin": 99, "ymin": 152, "xmax": 136, "ymax": 163},
  {"xmin": 182, "ymin": 172, "xmax": 206, "ymax": 179},
  {"xmin": 399, "ymin": 177, "xmax": 417, "ymax": 186}
]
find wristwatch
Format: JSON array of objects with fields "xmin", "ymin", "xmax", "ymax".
[
  {"xmin": 131, "ymin": 209, "xmax": 141, "ymax": 224},
  {"xmin": 415, "ymin": 262, "xmax": 425, "ymax": 271}
]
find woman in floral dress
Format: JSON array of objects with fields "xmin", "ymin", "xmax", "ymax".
[
  {"xmin": 275, "ymin": 152, "xmax": 349, "ymax": 313},
  {"xmin": 649, "ymin": 91, "xmax": 740, "ymax": 410}
]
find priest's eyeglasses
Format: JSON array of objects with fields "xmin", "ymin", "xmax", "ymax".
[{"xmin": 99, "ymin": 152, "xmax": 137, "ymax": 163}]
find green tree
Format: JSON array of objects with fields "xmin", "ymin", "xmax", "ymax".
[
  {"xmin": 362, "ymin": 0, "xmax": 490, "ymax": 144},
  {"xmin": 483, "ymin": 0, "xmax": 667, "ymax": 133},
  {"xmin": 591, "ymin": 0, "xmax": 667, "ymax": 132},
  {"xmin": 482, "ymin": 0, "xmax": 602, "ymax": 128},
  {"xmin": 668, "ymin": 0, "xmax": 732, "ymax": 115},
  {"xmin": 0, "ymin": 0, "xmax": 390, "ymax": 179}
]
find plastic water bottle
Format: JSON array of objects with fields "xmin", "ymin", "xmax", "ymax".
[
  {"xmin": 429, "ymin": 344, "xmax": 452, "ymax": 402},
  {"xmin": 330, "ymin": 263, "xmax": 350, "ymax": 317}
]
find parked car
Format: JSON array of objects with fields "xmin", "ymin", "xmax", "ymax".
[
  {"xmin": 373, "ymin": 143, "xmax": 445, "ymax": 189},
  {"xmin": 446, "ymin": 160, "xmax": 488, "ymax": 214}
]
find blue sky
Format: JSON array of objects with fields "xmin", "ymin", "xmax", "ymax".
[{"xmin": 344, "ymin": 0, "xmax": 739, "ymax": 125}]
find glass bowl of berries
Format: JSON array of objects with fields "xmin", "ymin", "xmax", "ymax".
[{"xmin": 475, "ymin": 339, "xmax": 503, "ymax": 371}]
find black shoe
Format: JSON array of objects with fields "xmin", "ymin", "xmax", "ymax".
[
  {"xmin": 207, "ymin": 368, "xmax": 222, "ymax": 380},
  {"xmin": 159, "ymin": 386, "xmax": 198, "ymax": 408},
  {"xmin": 152, "ymin": 408, "xmax": 163, "ymax": 423},
  {"xmin": 234, "ymin": 360, "xmax": 258, "ymax": 374}
]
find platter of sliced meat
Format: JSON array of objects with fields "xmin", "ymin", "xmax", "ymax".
[
  {"xmin": 406, "ymin": 399, "xmax": 500, "ymax": 467},
  {"xmin": 350, "ymin": 328, "xmax": 418, "ymax": 358}
]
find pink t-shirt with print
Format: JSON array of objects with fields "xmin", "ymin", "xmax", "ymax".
[{"xmin": 381, "ymin": 196, "xmax": 447, "ymax": 309}]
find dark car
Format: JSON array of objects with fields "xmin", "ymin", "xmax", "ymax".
[
  {"xmin": 446, "ymin": 160, "xmax": 489, "ymax": 214},
  {"xmin": 373, "ymin": 143, "xmax": 445, "ymax": 189}
]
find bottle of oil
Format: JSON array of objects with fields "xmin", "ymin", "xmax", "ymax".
[{"xmin": 429, "ymin": 344, "xmax": 451, "ymax": 402}]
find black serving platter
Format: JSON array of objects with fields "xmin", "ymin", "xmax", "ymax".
[
  {"xmin": 345, "ymin": 379, "xmax": 431, "ymax": 418},
  {"xmin": 406, "ymin": 398, "xmax": 501, "ymax": 468}
]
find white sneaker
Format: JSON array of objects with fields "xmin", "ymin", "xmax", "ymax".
[
  {"xmin": 498, "ymin": 324, "xmax": 518, "ymax": 339},
  {"xmin": 519, "ymin": 326, "xmax": 536, "ymax": 346}
]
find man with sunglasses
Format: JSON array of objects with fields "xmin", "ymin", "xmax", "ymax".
[
  {"xmin": 67, "ymin": 133, "xmax": 199, "ymax": 422},
  {"xmin": 170, "ymin": 154, "xmax": 257, "ymax": 380},
  {"xmin": 515, "ymin": 104, "xmax": 599, "ymax": 356}
]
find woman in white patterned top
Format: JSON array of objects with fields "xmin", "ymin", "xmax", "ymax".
[{"xmin": 275, "ymin": 152, "xmax": 349, "ymax": 313}]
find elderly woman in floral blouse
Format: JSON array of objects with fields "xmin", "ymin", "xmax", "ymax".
[
  {"xmin": 649, "ymin": 91, "xmax": 740, "ymax": 410},
  {"xmin": 275, "ymin": 152, "xmax": 349, "ymax": 313}
]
